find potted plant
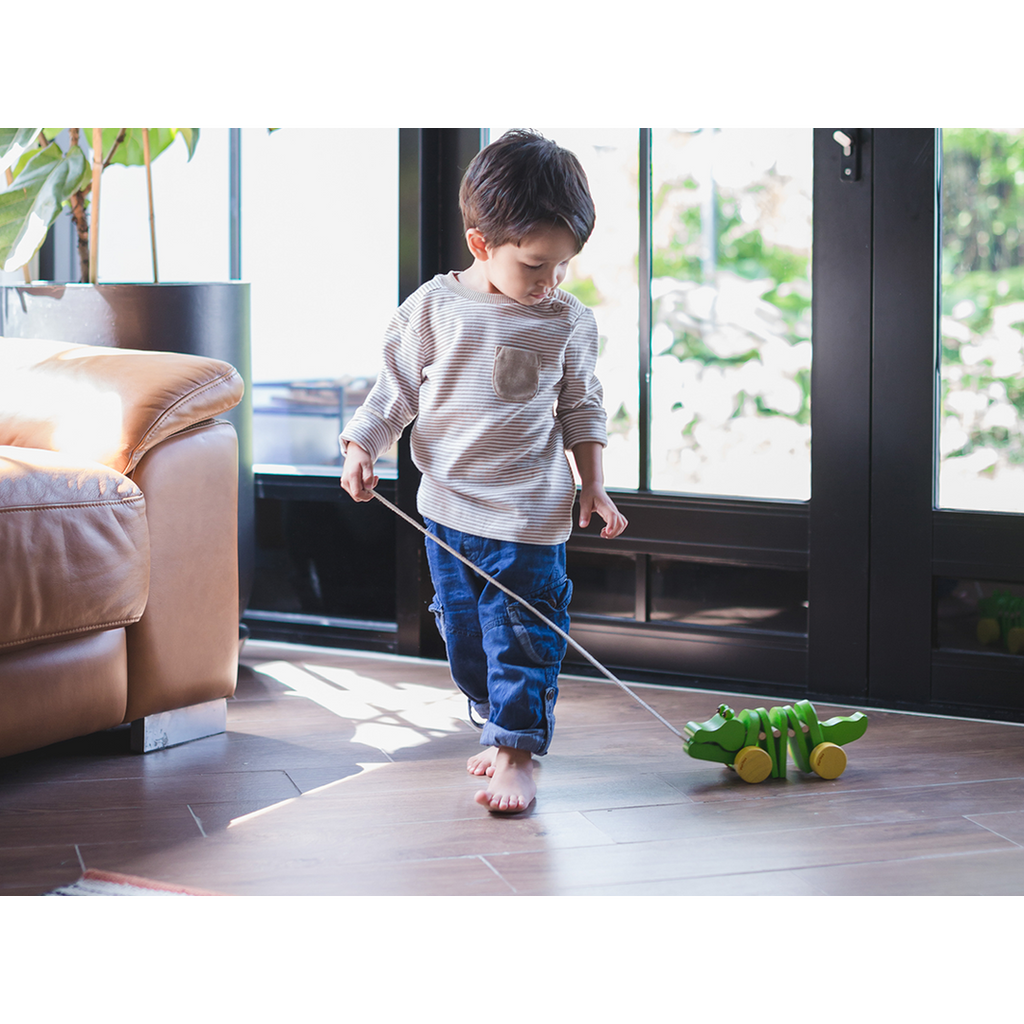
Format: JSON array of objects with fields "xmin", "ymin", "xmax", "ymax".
[
  {"xmin": 1, "ymin": 128, "xmax": 199, "ymax": 282},
  {"xmin": 0, "ymin": 127, "xmax": 253, "ymax": 619}
]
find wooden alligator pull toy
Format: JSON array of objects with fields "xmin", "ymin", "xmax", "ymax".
[{"xmin": 683, "ymin": 700, "xmax": 868, "ymax": 784}]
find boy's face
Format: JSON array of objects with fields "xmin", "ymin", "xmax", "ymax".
[{"xmin": 468, "ymin": 223, "xmax": 579, "ymax": 306}]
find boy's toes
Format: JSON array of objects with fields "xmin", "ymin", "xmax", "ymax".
[
  {"xmin": 467, "ymin": 746, "xmax": 498, "ymax": 776},
  {"xmin": 474, "ymin": 789, "xmax": 531, "ymax": 815}
]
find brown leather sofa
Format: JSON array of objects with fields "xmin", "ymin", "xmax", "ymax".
[{"xmin": 0, "ymin": 336, "xmax": 245, "ymax": 757}]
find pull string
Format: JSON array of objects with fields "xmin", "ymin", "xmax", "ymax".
[{"xmin": 371, "ymin": 490, "xmax": 684, "ymax": 740}]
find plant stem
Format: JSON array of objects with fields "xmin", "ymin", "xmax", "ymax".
[
  {"xmin": 102, "ymin": 129, "xmax": 127, "ymax": 171},
  {"xmin": 143, "ymin": 129, "xmax": 158, "ymax": 283},
  {"xmin": 89, "ymin": 128, "xmax": 102, "ymax": 284},
  {"xmin": 67, "ymin": 129, "xmax": 90, "ymax": 282}
]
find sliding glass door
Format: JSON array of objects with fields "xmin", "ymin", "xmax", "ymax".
[{"xmin": 242, "ymin": 128, "xmax": 1024, "ymax": 722}]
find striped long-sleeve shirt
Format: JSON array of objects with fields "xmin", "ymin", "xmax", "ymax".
[{"xmin": 341, "ymin": 272, "xmax": 609, "ymax": 545}]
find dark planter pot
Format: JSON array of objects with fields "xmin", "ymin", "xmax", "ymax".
[{"xmin": 0, "ymin": 282, "xmax": 254, "ymax": 620}]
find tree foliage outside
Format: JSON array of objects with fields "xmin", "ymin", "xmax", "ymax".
[
  {"xmin": 646, "ymin": 128, "xmax": 813, "ymax": 500},
  {"xmin": 940, "ymin": 127, "xmax": 1024, "ymax": 514}
]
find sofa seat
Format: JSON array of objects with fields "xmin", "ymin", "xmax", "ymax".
[{"xmin": 0, "ymin": 446, "xmax": 149, "ymax": 653}]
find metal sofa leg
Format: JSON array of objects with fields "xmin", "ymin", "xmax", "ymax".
[{"xmin": 130, "ymin": 698, "xmax": 227, "ymax": 753}]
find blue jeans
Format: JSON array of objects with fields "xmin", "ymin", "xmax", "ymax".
[{"xmin": 423, "ymin": 520, "xmax": 572, "ymax": 755}]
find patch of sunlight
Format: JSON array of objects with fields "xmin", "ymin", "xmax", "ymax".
[
  {"xmin": 3, "ymin": 211, "xmax": 48, "ymax": 272},
  {"xmin": 226, "ymin": 764, "xmax": 393, "ymax": 828},
  {"xmin": 255, "ymin": 660, "xmax": 389, "ymax": 721},
  {"xmin": 51, "ymin": 388, "xmax": 125, "ymax": 467},
  {"xmin": 311, "ymin": 665, "xmax": 456, "ymax": 707},
  {"xmin": 302, "ymin": 762, "xmax": 392, "ymax": 797},
  {"xmin": 253, "ymin": 660, "xmax": 464, "ymax": 753},
  {"xmin": 0, "ymin": 374, "xmax": 126, "ymax": 469},
  {"xmin": 227, "ymin": 797, "xmax": 298, "ymax": 827}
]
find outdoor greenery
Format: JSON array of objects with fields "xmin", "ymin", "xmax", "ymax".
[
  {"xmin": 940, "ymin": 128, "xmax": 1024, "ymax": 512},
  {"xmin": 645, "ymin": 128, "xmax": 813, "ymax": 499},
  {"xmin": 563, "ymin": 127, "xmax": 1021, "ymax": 509}
]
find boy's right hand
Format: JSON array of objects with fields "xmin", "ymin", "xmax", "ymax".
[{"xmin": 340, "ymin": 442, "xmax": 378, "ymax": 502}]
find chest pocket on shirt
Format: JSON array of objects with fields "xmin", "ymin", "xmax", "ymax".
[{"xmin": 493, "ymin": 345, "xmax": 540, "ymax": 402}]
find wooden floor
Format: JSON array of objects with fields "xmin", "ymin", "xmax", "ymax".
[{"xmin": 4, "ymin": 638, "xmax": 1024, "ymax": 897}]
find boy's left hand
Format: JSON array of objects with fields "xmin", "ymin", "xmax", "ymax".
[{"xmin": 578, "ymin": 485, "xmax": 628, "ymax": 540}]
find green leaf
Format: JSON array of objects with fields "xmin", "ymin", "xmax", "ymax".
[
  {"xmin": 0, "ymin": 128, "xmax": 43, "ymax": 176},
  {"xmin": 82, "ymin": 128, "xmax": 201, "ymax": 167},
  {"xmin": 0, "ymin": 142, "xmax": 89, "ymax": 272},
  {"xmin": 177, "ymin": 128, "xmax": 200, "ymax": 161}
]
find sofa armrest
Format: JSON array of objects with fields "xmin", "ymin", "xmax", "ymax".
[
  {"xmin": 122, "ymin": 419, "xmax": 240, "ymax": 720},
  {"xmin": 0, "ymin": 336, "xmax": 244, "ymax": 475}
]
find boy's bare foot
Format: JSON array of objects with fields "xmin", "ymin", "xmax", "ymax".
[
  {"xmin": 474, "ymin": 745, "xmax": 536, "ymax": 814},
  {"xmin": 467, "ymin": 746, "xmax": 497, "ymax": 777}
]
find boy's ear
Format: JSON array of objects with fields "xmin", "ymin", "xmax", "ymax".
[{"xmin": 465, "ymin": 228, "xmax": 490, "ymax": 261}]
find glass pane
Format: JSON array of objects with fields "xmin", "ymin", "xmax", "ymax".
[
  {"xmin": 934, "ymin": 577, "xmax": 1024, "ymax": 656},
  {"xmin": 243, "ymin": 128, "xmax": 399, "ymax": 475},
  {"xmin": 566, "ymin": 551, "xmax": 635, "ymax": 618},
  {"xmin": 489, "ymin": 127, "xmax": 640, "ymax": 489},
  {"xmin": 251, "ymin": 497, "xmax": 396, "ymax": 622},
  {"xmin": 939, "ymin": 128, "xmax": 1024, "ymax": 514},
  {"xmin": 649, "ymin": 128, "xmax": 813, "ymax": 500},
  {"xmin": 649, "ymin": 559, "xmax": 807, "ymax": 635}
]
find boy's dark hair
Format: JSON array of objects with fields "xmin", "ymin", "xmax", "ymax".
[{"xmin": 459, "ymin": 130, "xmax": 596, "ymax": 252}]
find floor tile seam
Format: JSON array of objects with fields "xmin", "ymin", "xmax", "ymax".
[
  {"xmin": 248, "ymin": 805, "xmax": 611, "ymax": 833},
  {"xmin": 228, "ymin": 823, "xmax": 623, "ymax": 867},
  {"xmin": 0, "ymin": 840, "xmax": 82, "ymax": 856},
  {"xmin": 680, "ymin": 775, "xmax": 1024, "ymax": 806},
  {"xmin": 783, "ymin": 843, "xmax": 1024, "ymax": 877},
  {"xmin": 0, "ymin": 768, "xmax": 310, "ymax": 790},
  {"xmin": 962, "ymin": 816, "xmax": 1024, "ymax": 848},
  {"xmin": 490, "ymin": 840, "xmax": 1024, "ymax": 895},
  {"xmin": 186, "ymin": 805, "xmax": 207, "ymax": 837},
  {"xmin": 576, "ymin": 813, "xmax": 1018, "ymax": 847},
  {"xmin": 511, "ymin": 863, "xmax": 837, "ymax": 896},
  {"xmin": 0, "ymin": 774, "xmax": 149, "ymax": 788},
  {"xmin": 477, "ymin": 855, "xmax": 519, "ymax": 893},
  {"xmin": 0, "ymin": 794, "xmax": 302, "ymax": 816},
  {"xmin": 564, "ymin": 813, "xmax": 1023, "ymax": 849}
]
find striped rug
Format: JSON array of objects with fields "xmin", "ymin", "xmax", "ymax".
[{"xmin": 46, "ymin": 868, "xmax": 223, "ymax": 896}]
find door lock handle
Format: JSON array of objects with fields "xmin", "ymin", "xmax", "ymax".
[{"xmin": 833, "ymin": 129, "xmax": 861, "ymax": 181}]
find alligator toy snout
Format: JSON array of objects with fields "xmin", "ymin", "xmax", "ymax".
[{"xmin": 683, "ymin": 700, "xmax": 868, "ymax": 784}]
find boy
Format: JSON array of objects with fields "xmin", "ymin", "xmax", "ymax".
[{"xmin": 340, "ymin": 130, "xmax": 627, "ymax": 813}]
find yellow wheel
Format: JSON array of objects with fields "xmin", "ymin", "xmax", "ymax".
[
  {"xmin": 809, "ymin": 742, "xmax": 847, "ymax": 780},
  {"xmin": 1007, "ymin": 627, "xmax": 1024, "ymax": 656},
  {"xmin": 734, "ymin": 745, "xmax": 772, "ymax": 784},
  {"xmin": 977, "ymin": 618, "xmax": 1001, "ymax": 645}
]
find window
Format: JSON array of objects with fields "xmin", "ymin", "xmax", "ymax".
[
  {"xmin": 650, "ymin": 128, "xmax": 813, "ymax": 500},
  {"xmin": 243, "ymin": 128, "xmax": 400, "ymax": 476},
  {"xmin": 489, "ymin": 127, "xmax": 813, "ymax": 500},
  {"xmin": 939, "ymin": 127, "xmax": 1024, "ymax": 514}
]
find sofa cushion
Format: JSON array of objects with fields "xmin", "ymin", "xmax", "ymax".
[
  {"xmin": 0, "ymin": 446, "xmax": 150, "ymax": 651},
  {"xmin": 0, "ymin": 337, "xmax": 244, "ymax": 475}
]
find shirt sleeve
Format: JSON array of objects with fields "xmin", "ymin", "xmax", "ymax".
[
  {"xmin": 340, "ymin": 300, "xmax": 425, "ymax": 462},
  {"xmin": 556, "ymin": 306, "xmax": 609, "ymax": 450}
]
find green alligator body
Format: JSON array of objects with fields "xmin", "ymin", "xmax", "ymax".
[{"xmin": 682, "ymin": 700, "xmax": 868, "ymax": 783}]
